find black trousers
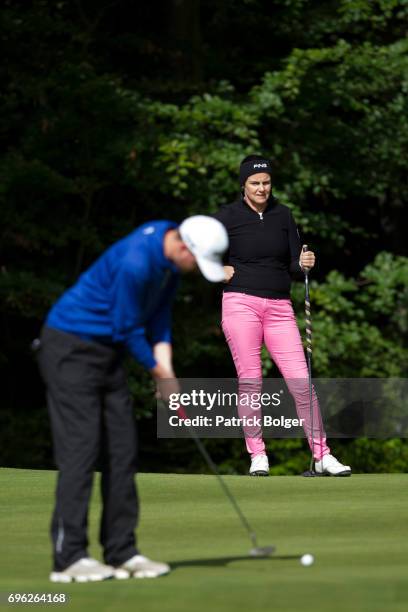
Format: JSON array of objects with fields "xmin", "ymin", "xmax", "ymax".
[{"xmin": 37, "ymin": 327, "xmax": 139, "ymax": 571}]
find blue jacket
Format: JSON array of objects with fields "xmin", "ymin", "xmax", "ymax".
[{"xmin": 46, "ymin": 220, "xmax": 179, "ymax": 369}]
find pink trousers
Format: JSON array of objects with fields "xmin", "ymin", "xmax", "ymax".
[{"xmin": 221, "ymin": 292, "xmax": 329, "ymax": 460}]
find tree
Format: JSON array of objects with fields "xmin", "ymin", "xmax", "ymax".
[{"xmin": 1, "ymin": 0, "xmax": 407, "ymax": 472}]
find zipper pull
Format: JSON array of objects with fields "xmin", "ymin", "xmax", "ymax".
[{"xmin": 259, "ymin": 212, "xmax": 263, "ymax": 221}]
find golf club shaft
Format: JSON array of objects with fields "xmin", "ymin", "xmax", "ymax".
[
  {"xmin": 176, "ymin": 404, "xmax": 258, "ymax": 549},
  {"xmin": 302, "ymin": 245, "xmax": 314, "ymax": 472}
]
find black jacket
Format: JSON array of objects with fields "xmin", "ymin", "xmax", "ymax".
[{"xmin": 213, "ymin": 197, "xmax": 303, "ymax": 299}]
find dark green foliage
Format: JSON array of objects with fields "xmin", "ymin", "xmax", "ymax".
[{"xmin": 1, "ymin": 0, "xmax": 407, "ymax": 473}]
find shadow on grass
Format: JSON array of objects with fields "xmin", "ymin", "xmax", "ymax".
[{"xmin": 168, "ymin": 554, "xmax": 300, "ymax": 570}]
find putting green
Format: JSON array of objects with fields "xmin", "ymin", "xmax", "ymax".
[{"xmin": 0, "ymin": 469, "xmax": 407, "ymax": 612}]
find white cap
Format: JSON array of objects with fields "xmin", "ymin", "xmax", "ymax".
[{"xmin": 179, "ymin": 215, "xmax": 229, "ymax": 282}]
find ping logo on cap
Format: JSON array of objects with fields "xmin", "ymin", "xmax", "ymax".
[{"xmin": 253, "ymin": 163, "xmax": 268, "ymax": 168}]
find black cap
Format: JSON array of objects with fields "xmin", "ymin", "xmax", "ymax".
[{"xmin": 239, "ymin": 155, "xmax": 272, "ymax": 186}]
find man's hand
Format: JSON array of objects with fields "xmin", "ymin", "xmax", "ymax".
[
  {"xmin": 150, "ymin": 363, "xmax": 180, "ymax": 402},
  {"xmin": 300, "ymin": 246, "xmax": 315, "ymax": 271},
  {"xmin": 223, "ymin": 265, "xmax": 235, "ymax": 282},
  {"xmin": 153, "ymin": 342, "xmax": 174, "ymax": 375}
]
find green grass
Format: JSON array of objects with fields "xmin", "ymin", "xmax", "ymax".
[{"xmin": 0, "ymin": 469, "xmax": 407, "ymax": 612}]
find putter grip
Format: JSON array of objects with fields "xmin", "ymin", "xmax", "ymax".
[
  {"xmin": 177, "ymin": 405, "xmax": 187, "ymax": 420},
  {"xmin": 302, "ymin": 244, "xmax": 309, "ymax": 272}
]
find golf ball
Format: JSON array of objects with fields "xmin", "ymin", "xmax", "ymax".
[{"xmin": 300, "ymin": 553, "xmax": 314, "ymax": 567}]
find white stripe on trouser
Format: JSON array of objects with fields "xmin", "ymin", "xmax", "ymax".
[{"xmin": 56, "ymin": 517, "xmax": 64, "ymax": 553}]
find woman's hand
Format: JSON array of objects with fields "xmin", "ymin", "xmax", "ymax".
[
  {"xmin": 300, "ymin": 246, "xmax": 315, "ymax": 271},
  {"xmin": 223, "ymin": 265, "xmax": 235, "ymax": 282}
]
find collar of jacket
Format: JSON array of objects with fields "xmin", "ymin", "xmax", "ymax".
[{"xmin": 239, "ymin": 194, "xmax": 277, "ymax": 215}]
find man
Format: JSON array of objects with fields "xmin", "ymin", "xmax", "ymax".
[{"xmin": 36, "ymin": 215, "xmax": 228, "ymax": 583}]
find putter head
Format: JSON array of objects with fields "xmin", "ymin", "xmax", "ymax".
[
  {"xmin": 302, "ymin": 469, "xmax": 325, "ymax": 477},
  {"xmin": 249, "ymin": 546, "xmax": 275, "ymax": 558}
]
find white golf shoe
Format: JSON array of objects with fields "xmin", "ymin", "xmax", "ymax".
[
  {"xmin": 49, "ymin": 557, "xmax": 114, "ymax": 583},
  {"xmin": 249, "ymin": 454, "xmax": 269, "ymax": 477},
  {"xmin": 314, "ymin": 454, "xmax": 351, "ymax": 477},
  {"xmin": 113, "ymin": 555, "xmax": 170, "ymax": 579}
]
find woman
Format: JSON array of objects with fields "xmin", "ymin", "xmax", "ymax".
[{"xmin": 214, "ymin": 155, "xmax": 351, "ymax": 477}]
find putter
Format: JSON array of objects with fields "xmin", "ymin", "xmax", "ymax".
[
  {"xmin": 301, "ymin": 245, "xmax": 322, "ymax": 478},
  {"xmin": 166, "ymin": 402, "xmax": 274, "ymax": 557}
]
